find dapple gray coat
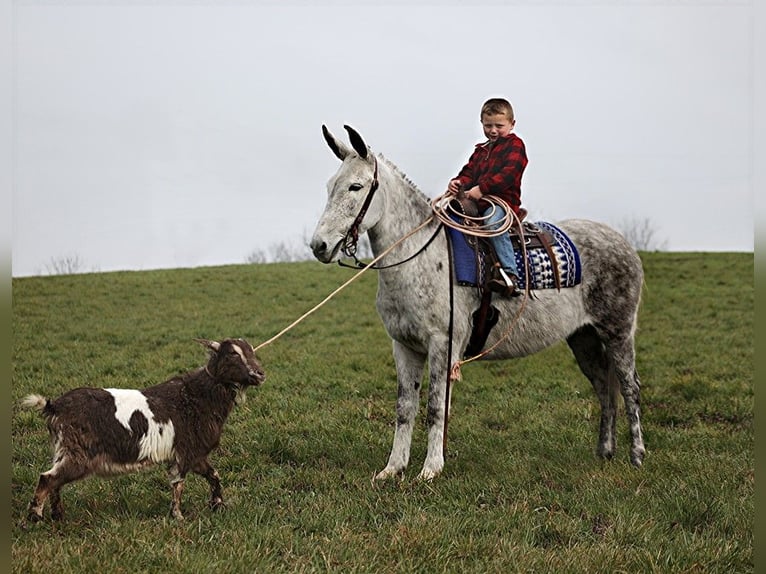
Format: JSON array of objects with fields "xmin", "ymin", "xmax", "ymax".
[{"xmin": 311, "ymin": 125, "xmax": 645, "ymax": 481}]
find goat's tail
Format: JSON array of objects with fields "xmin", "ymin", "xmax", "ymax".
[{"xmin": 21, "ymin": 394, "xmax": 49, "ymax": 413}]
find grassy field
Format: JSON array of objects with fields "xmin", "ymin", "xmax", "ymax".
[{"xmin": 11, "ymin": 252, "xmax": 753, "ymax": 573}]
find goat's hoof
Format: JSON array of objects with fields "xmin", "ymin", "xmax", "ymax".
[
  {"xmin": 210, "ymin": 499, "xmax": 226, "ymax": 512},
  {"xmin": 26, "ymin": 512, "xmax": 43, "ymax": 524}
]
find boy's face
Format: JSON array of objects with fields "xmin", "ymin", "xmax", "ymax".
[{"xmin": 481, "ymin": 113, "xmax": 515, "ymax": 142}]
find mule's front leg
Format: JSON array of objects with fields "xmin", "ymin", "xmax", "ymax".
[
  {"xmin": 419, "ymin": 342, "xmax": 451, "ymax": 481},
  {"xmin": 375, "ymin": 341, "xmax": 425, "ymax": 481}
]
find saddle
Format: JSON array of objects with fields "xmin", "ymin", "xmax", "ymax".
[
  {"xmin": 446, "ymin": 212, "xmax": 583, "ymax": 358},
  {"xmin": 460, "ymin": 221, "xmax": 557, "ymax": 358}
]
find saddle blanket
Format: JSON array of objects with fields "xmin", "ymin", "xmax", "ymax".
[{"xmin": 447, "ymin": 220, "xmax": 582, "ymax": 290}]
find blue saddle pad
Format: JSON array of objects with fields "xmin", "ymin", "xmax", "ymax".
[{"xmin": 447, "ymin": 220, "xmax": 582, "ymax": 290}]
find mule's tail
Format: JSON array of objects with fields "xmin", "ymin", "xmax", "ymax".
[{"xmin": 21, "ymin": 394, "xmax": 49, "ymax": 414}]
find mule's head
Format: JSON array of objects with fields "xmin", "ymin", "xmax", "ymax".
[{"xmin": 310, "ymin": 125, "xmax": 383, "ymax": 263}]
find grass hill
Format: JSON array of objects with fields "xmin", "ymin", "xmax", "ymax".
[{"xmin": 11, "ymin": 252, "xmax": 753, "ymax": 573}]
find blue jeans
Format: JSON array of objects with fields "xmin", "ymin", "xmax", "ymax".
[{"xmin": 484, "ymin": 204, "xmax": 519, "ymax": 277}]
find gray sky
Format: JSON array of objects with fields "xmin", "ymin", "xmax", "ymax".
[{"xmin": 10, "ymin": 1, "xmax": 756, "ymax": 277}]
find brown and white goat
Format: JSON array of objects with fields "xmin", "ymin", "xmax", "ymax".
[{"xmin": 23, "ymin": 338, "xmax": 265, "ymax": 522}]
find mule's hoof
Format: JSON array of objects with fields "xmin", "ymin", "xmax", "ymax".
[
  {"xmin": 417, "ymin": 466, "xmax": 442, "ymax": 482},
  {"xmin": 597, "ymin": 448, "xmax": 614, "ymax": 461},
  {"xmin": 374, "ymin": 467, "xmax": 403, "ymax": 482}
]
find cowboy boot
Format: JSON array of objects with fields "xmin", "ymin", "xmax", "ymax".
[{"xmin": 487, "ymin": 272, "xmax": 521, "ymax": 298}]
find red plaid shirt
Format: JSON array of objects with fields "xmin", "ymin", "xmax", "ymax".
[{"xmin": 455, "ymin": 133, "xmax": 527, "ymax": 214}]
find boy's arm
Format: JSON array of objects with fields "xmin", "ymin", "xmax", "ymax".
[{"xmin": 455, "ymin": 147, "xmax": 481, "ymax": 186}]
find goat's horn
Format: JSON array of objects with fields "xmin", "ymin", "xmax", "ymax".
[{"xmin": 194, "ymin": 338, "xmax": 221, "ymax": 352}]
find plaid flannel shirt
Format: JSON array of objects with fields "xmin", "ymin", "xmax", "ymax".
[{"xmin": 455, "ymin": 133, "xmax": 527, "ymax": 214}]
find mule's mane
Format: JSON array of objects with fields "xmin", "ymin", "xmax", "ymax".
[{"xmin": 376, "ymin": 152, "xmax": 432, "ymax": 205}]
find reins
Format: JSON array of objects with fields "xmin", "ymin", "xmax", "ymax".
[{"xmin": 338, "ymin": 223, "xmax": 444, "ymax": 270}]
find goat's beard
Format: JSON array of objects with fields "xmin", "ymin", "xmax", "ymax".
[{"xmin": 234, "ymin": 387, "xmax": 247, "ymax": 406}]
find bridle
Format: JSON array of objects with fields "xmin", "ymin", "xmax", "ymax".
[
  {"xmin": 340, "ymin": 155, "xmax": 380, "ymax": 261},
  {"xmin": 338, "ymin": 155, "xmax": 443, "ymax": 270}
]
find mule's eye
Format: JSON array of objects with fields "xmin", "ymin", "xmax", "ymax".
[{"xmin": 349, "ymin": 183, "xmax": 363, "ymax": 191}]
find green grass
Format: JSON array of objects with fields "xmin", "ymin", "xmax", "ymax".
[{"xmin": 11, "ymin": 253, "xmax": 753, "ymax": 573}]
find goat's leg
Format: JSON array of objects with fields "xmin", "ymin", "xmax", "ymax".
[
  {"xmin": 49, "ymin": 487, "xmax": 64, "ymax": 521},
  {"xmin": 419, "ymin": 338, "xmax": 451, "ymax": 481},
  {"xmin": 375, "ymin": 341, "xmax": 426, "ymax": 481},
  {"xmin": 609, "ymin": 336, "xmax": 645, "ymax": 467},
  {"xmin": 193, "ymin": 459, "xmax": 224, "ymax": 511},
  {"xmin": 168, "ymin": 464, "xmax": 186, "ymax": 520},
  {"xmin": 28, "ymin": 459, "xmax": 84, "ymax": 522},
  {"xmin": 170, "ymin": 481, "xmax": 185, "ymax": 520},
  {"xmin": 567, "ymin": 326, "xmax": 618, "ymax": 460},
  {"xmin": 27, "ymin": 472, "xmax": 53, "ymax": 522}
]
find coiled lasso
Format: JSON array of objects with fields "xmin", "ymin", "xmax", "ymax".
[{"xmin": 430, "ymin": 191, "xmax": 521, "ymax": 238}]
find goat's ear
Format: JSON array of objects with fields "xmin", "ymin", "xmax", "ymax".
[{"xmin": 194, "ymin": 338, "xmax": 221, "ymax": 353}]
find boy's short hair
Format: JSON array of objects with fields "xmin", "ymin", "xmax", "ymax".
[{"xmin": 481, "ymin": 98, "xmax": 514, "ymax": 121}]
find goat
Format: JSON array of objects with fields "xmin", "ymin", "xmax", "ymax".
[{"xmin": 22, "ymin": 338, "xmax": 265, "ymax": 522}]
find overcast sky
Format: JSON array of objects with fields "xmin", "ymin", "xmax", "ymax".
[{"xmin": 10, "ymin": 0, "xmax": 757, "ymax": 277}]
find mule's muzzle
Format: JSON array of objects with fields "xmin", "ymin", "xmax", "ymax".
[{"xmin": 310, "ymin": 237, "xmax": 341, "ymax": 263}]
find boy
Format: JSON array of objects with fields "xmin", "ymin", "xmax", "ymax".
[{"xmin": 447, "ymin": 97, "xmax": 528, "ymax": 296}]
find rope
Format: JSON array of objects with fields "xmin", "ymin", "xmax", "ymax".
[
  {"xmin": 256, "ymin": 191, "xmax": 530, "ymax": 376},
  {"xmin": 254, "ymin": 215, "xmax": 435, "ymax": 352},
  {"xmin": 430, "ymin": 191, "xmax": 515, "ymax": 237}
]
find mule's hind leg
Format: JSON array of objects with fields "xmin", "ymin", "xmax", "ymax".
[
  {"xmin": 567, "ymin": 325, "xmax": 619, "ymax": 461},
  {"xmin": 608, "ymin": 336, "xmax": 645, "ymax": 467},
  {"xmin": 375, "ymin": 341, "xmax": 426, "ymax": 481}
]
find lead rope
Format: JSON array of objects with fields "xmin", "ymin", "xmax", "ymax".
[{"xmin": 254, "ymin": 215, "xmax": 435, "ymax": 352}]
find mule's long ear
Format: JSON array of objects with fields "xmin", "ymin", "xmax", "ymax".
[
  {"xmin": 343, "ymin": 125, "xmax": 368, "ymax": 159},
  {"xmin": 322, "ymin": 125, "xmax": 350, "ymax": 160}
]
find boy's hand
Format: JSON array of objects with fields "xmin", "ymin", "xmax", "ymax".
[
  {"xmin": 465, "ymin": 185, "xmax": 483, "ymax": 200},
  {"xmin": 447, "ymin": 179, "xmax": 462, "ymax": 194}
]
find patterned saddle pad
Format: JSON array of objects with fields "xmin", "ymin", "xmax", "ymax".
[{"xmin": 447, "ymin": 220, "xmax": 582, "ymax": 290}]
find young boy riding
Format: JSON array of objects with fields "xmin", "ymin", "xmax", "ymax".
[{"xmin": 446, "ymin": 97, "xmax": 528, "ymax": 296}]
